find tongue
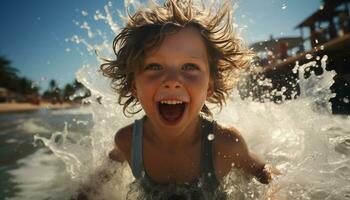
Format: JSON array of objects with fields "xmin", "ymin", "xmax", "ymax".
[{"xmin": 159, "ymin": 103, "xmax": 185, "ymax": 122}]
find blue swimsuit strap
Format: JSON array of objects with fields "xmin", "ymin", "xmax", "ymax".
[
  {"xmin": 131, "ymin": 116, "xmax": 219, "ymax": 187},
  {"xmin": 131, "ymin": 117, "xmax": 144, "ymax": 179},
  {"xmin": 201, "ymin": 118, "xmax": 220, "ymax": 190}
]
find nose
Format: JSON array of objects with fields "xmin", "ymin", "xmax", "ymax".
[{"xmin": 162, "ymin": 69, "xmax": 182, "ymax": 89}]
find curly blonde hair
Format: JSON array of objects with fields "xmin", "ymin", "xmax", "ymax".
[{"xmin": 100, "ymin": 0, "xmax": 251, "ymax": 116}]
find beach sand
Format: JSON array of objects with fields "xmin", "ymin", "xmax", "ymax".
[{"xmin": 0, "ymin": 102, "xmax": 78, "ymax": 113}]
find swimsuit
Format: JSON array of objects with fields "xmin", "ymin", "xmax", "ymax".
[{"xmin": 127, "ymin": 116, "xmax": 227, "ymax": 200}]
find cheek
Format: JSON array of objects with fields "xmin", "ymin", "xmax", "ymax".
[
  {"xmin": 184, "ymin": 73, "xmax": 210, "ymax": 90},
  {"xmin": 134, "ymin": 75, "xmax": 160, "ymax": 97},
  {"xmin": 184, "ymin": 75, "xmax": 210, "ymax": 103},
  {"xmin": 182, "ymin": 73, "xmax": 209, "ymax": 83},
  {"xmin": 137, "ymin": 72, "xmax": 163, "ymax": 85}
]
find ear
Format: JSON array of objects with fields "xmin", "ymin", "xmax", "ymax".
[
  {"xmin": 206, "ymin": 79, "xmax": 214, "ymax": 98},
  {"xmin": 131, "ymin": 80, "xmax": 137, "ymax": 97}
]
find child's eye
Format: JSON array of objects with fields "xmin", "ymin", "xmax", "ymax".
[
  {"xmin": 144, "ymin": 63, "xmax": 162, "ymax": 71},
  {"xmin": 182, "ymin": 63, "xmax": 200, "ymax": 71}
]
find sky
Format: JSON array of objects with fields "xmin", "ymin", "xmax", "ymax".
[{"xmin": 0, "ymin": 0, "xmax": 322, "ymax": 92}]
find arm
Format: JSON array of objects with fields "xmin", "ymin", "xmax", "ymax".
[
  {"xmin": 232, "ymin": 133, "xmax": 272, "ymax": 184},
  {"xmin": 109, "ymin": 133, "xmax": 128, "ymax": 162},
  {"xmin": 214, "ymin": 125, "xmax": 278, "ymax": 184}
]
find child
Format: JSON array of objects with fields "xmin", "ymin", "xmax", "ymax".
[{"xmin": 82, "ymin": 0, "xmax": 276, "ymax": 199}]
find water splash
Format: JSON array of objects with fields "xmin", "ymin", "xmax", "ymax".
[
  {"xmin": 215, "ymin": 55, "xmax": 349, "ymax": 199},
  {"xmin": 281, "ymin": 3, "xmax": 287, "ymax": 10},
  {"xmin": 34, "ymin": 1, "xmax": 350, "ymax": 199}
]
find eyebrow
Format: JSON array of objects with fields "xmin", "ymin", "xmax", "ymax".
[
  {"xmin": 190, "ymin": 54, "xmax": 204, "ymax": 60},
  {"xmin": 187, "ymin": 50, "xmax": 206, "ymax": 60}
]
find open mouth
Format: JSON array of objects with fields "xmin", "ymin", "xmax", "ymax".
[{"xmin": 158, "ymin": 100, "xmax": 186, "ymax": 123}]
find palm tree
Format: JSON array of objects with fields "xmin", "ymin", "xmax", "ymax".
[
  {"xmin": 0, "ymin": 56, "xmax": 19, "ymax": 89},
  {"xmin": 46, "ymin": 79, "xmax": 62, "ymax": 103},
  {"xmin": 18, "ymin": 77, "xmax": 39, "ymax": 95},
  {"xmin": 49, "ymin": 79, "xmax": 58, "ymax": 92}
]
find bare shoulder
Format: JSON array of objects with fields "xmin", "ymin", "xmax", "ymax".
[
  {"xmin": 114, "ymin": 123, "xmax": 133, "ymax": 150},
  {"xmin": 109, "ymin": 123, "xmax": 133, "ymax": 163},
  {"xmin": 214, "ymin": 122, "xmax": 248, "ymax": 152}
]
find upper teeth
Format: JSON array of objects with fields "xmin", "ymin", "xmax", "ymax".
[{"xmin": 160, "ymin": 100, "xmax": 183, "ymax": 105}]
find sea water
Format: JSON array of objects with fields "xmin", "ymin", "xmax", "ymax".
[{"xmin": 2, "ymin": 1, "xmax": 350, "ymax": 199}]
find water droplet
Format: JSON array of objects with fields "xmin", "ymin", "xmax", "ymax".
[
  {"xmin": 236, "ymin": 153, "xmax": 240, "ymax": 157},
  {"xmin": 320, "ymin": 45, "xmax": 325, "ymax": 50},
  {"xmin": 231, "ymin": 162, "xmax": 235, "ymax": 167},
  {"xmin": 207, "ymin": 172, "xmax": 211, "ymax": 177},
  {"xmin": 305, "ymin": 54, "xmax": 313, "ymax": 60},
  {"xmin": 235, "ymin": 138, "xmax": 239, "ymax": 142},
  {"xmin": 281, "ymin": 3, "xmax": 287, "ymax": 10},
  {"xmin": 82, "ymin": 10, "xmax": 88, "ymax": 16},
  {"xmin": 207, "ymin": 134, "xmax": 215, "ymax": 141},
  {"xmin": 344, "ymin": 97, "xmax": 349, "ymax": 103},
  {"xmin": 197, "ymin": 181, "xmax": 202, "ymax": 187},
  {"xmin": 77, "ymin": 120, "xmax": 89, "ymax": 125},
  {"xmin": 281, "ymin": 86, "xmax": 287, "ymax": 92}
]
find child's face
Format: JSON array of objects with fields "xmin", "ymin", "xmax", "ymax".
[{"xmin": 133, "ymin": 27, "xmax": 213, "ymax": 129}]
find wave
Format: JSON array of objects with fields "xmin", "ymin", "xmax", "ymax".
[
  {"xmin": 50, "ymin": 106, "xmax": 93, "ymax": 116},
  {"xmin": 16, "ymin": 118, "xmax": 50, "ymax": 134},
  {"xmin": 7, "ymin": 149, "xmax": 78, "ymax": 200}
]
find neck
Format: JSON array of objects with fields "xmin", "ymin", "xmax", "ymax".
[{"xmin": 144, "ymin": 116, "xmax": 202, "ymax": 149}]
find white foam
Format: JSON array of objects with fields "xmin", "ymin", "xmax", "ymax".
[
  {"xmin": 17, "ymin": 118, "xmax": 50, "ymax": 134},
  {"xmin": 50, "ymin": 106, "xmax": 93, "ymax": 115},
  {"xmin": 7, "ymin": 149, "xmax": 77, "ymax": 200}
]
